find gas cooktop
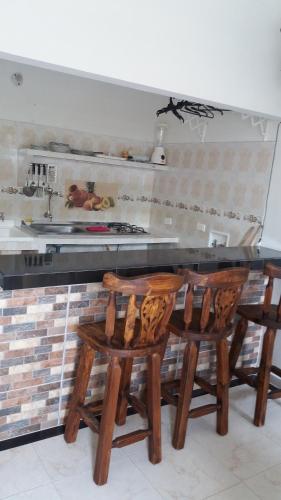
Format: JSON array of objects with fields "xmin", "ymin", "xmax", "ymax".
[
  {"xmin": 22, "ymin": 221, "xmax": 149, "ymax": 236},
  {"xmin": 106, "ymin": 222, "xmax": 148, "ymax": 234}
]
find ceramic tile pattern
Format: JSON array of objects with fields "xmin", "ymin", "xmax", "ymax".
[
  {"xmin": 1, "ymin": 386, "xmax": 281, "ymax": 499},
  {"xmin": 0, "ymin": 271, "xmax": 265, "ymax": 441},
  {"xmin": 0, "ymin": 119, "xmax": 275, "ymax": 245},
  {"xmin": 0, "ymin": 119, "xmax": 154, "ymax": 227},
  {"xmin": 150, "ymin": 141, "xmax": 275, "ymax": 246}
]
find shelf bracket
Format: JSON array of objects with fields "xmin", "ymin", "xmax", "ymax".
[{"xmin": 241, "ymin": 113, "xmax": 269, "ymax": 141}]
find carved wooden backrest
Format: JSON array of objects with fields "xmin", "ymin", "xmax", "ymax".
[
  {"xmin": 102, "ymin": 272, "xmax": 184, "ymax": 348},
  {"xmin": 263, "ymin": 263, "xmax": 281, "ymax": 319},
  {"xmin": 179, "ymin": 267, "xmax": 249, "ymax": 332}
]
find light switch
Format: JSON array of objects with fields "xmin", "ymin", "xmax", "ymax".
[
  {"xmin": 208, "ymin": 231, "xmax": 229, "ymax": 248},
  {"xmin": 197, "ymin": 223, "xmax": 206, "ymax": 232},
  {"xmin": 164, "ymin": 217, "xmax": 173, "ymax": 225}
]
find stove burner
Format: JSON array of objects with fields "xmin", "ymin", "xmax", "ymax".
[{"xmin": 107, "ymin": 222, "xmax": 148, "ymax": 234}]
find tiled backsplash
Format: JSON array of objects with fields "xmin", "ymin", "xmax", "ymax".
[
  {"xmin": 0, "ymin": 118, "xmax": 275, "ymax": 245},
  {"xmin": 150, "ymin": 141, "xmax": 275, "ymax": 246},
  {"xmin": 0, "ymin": 119, "xmax": 154, "ymax": 226}
]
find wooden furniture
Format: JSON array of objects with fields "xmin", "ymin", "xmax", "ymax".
[
  {"xmin": 162, "ymin": 267, "xmax": 249, "ymax": 450},
  {"xmin": 64, "ymin": 271, "xmax": 183, "ymax": 485},
  {"xmin": 229, "ymin": 263, "xmax": 281, "ymax": 426}
]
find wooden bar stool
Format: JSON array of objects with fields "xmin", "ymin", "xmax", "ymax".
[
  {"xmin": 64, "ymin": 271, "xmax": 183, "ymax": 485},
  {"xmin": 162, "ymin": 267, "xmax": 249, "ymax": 450},
  {"xmin": 229, "ymin": 263, "xmax": 281, "ymax": 426}
]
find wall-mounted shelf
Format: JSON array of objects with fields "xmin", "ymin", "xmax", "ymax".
[{"xmin": 18, "ymin": 148, "xmax": 171, "ymax": 172}]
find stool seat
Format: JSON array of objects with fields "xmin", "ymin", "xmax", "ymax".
[
  {"xmin": 79, "ymin": 320, "xmax": 167, "ymax": 358},
  {"xmin": 169, "ymin": 309, "xmax": 232, "ymax": 341},
  {"xmin": 237, "ymin": 304, "xmax": 281, "ymax": 329}
]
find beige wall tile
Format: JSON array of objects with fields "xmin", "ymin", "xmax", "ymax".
[{"xmin": 150, "ymin": 141, "xmax": 274, "ymax": 247}]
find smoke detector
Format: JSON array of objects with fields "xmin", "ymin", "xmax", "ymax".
[{"xmin": 11, "ymin": 73, "xmax": 23, "ymax": 87}]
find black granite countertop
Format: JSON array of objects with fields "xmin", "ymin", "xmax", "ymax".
[{"xmin": 0, "ymin": 246, "xmax": 281, "ymax": 290}]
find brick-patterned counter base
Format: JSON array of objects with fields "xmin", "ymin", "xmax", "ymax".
[{"xmin": 0, "ymin": 271, "xmax": 266, "ymax": 442}]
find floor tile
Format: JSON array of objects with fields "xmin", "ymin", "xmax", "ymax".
[
  {"xmin": 53, "ymin": 457, "xmax": 162, "ymax": 500},
  {"xmin": 0, "ymin": 444, "xmax": 50, "ymax": 499},
  {"xmin": 245, "ymin": 463, "xmax": 281, "ymax": 500},
  {"xmin": 188, "ymin": 400, "xmax": 281, "ymax": 480},
  {"xmin": 229, "ymin": 385, "xmax": 257, "ymax": 414},
  {"xmin": 125, "ymin": 430, "xmax": 239, "ymax": 500},
  {"xmin": 205, "ymin": 483, "xmax": 259, "ymax": 500},
  {"xmin": 1, "ymin": 385, "xmax": 280, "ymax": 500},
  {"xmin": 257, "ymin": 402, "xmax": 281, "ymax": 446},
  {"xmin": 4, "ymin": 483, "xmax": 61, "ymax": 500},
  {"xmin": 33, "ymin": 426, "xmax": 126, "ymax": 481}
]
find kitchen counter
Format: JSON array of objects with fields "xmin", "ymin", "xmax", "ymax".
[
  {"xmin": 0, "ymin": 221, "xmax": 179, "ymax": 253},
  {"xmin": 0, "ymin": 245, "xmax": 277, "ymax": 443},
  {"xmin": 23, "ymin": 231, "xmax": 178, "ymax": 247},
  {"xmin": 0, "ymin": 245, "xmax": 280, "ymax": 290}
]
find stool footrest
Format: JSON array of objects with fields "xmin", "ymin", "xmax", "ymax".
[
  {"xmin": 233, "ymin": 368, "xmax": 258, "ymax": 388},
  {"xmin": 194, "ymin": 376, "xmax": 217, "ymax": 396},
  {"xmin": 78, "ymin": 406, "xmax": 100, "ymax": 434},
  {"xmin": 83, "ymin": 399, "xmax": 104, "ymax": 414},
  {"xmin": 268, "ymin": 388, "xmax": 281, "ymax": 399},
  {"xmin": 238, "ymin": 367, "xmax": 259, "ymax": 374},
  {"xmin": 189, "ymin": 403, "xmax": 218, "ymax": 419},
  {"xmin": 128, "ymin": 394, "xmax": 147, "ymax": 418},
  {"xmin": 162, "ymin": 379, "xmax": 180, "ymax": 391},
  {"xmin": 161, "ymin": 386, "xmax": 178, "ymax": 406},
  {"xmin": 112, "ymin": 429, "xmax": 151, "ymax": 448},
  {"xmin": 271, "ymin": 365, "xmax": 281, "ymax": 378}
]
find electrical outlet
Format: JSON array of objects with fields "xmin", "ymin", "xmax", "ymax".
[
  {"xmin": 164, "ymin": 217, "xmax": 173, "ymax": 225},
  {"xmin": 197, "ymin": 223, "xmax": 206, "ymax": 232},
  {"xmin": 208, "ymin": 231, "xmax": 229, "ymax": 248}
]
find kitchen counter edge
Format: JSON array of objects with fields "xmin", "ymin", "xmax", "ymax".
[{"xmin": 0, "ymin": 246, "xmax": 280, "ymax": 290}]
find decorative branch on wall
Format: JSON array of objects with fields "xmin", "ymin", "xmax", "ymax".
[{"xmin": 156, "ymin": 98, "xmax": 229, "ymax": 123}]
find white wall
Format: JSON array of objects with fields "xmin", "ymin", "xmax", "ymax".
[
  {"xmin": 0, "ymin": 59, "xmax": 278, "ymax": 145},
  {"xmin": 261, "ymin": 124, "xmax": 281, "ymax": 250},
  {"xmin": 0, "ymin": 0, "xmax": 280, "ymax": 119},
  {"xmin": 260, "ymin": 123, "xmax": 281, "ymax": 378},
  {"xmin": 0, "ymin": 60, "xmax": 165, "ymax": 142}
]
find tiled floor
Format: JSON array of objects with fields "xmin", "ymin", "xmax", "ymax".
[{"xmin": 0, "ymin": 385, "xmax": 281, "ymax": 499}]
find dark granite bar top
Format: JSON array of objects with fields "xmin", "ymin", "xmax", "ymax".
[{"xmin": 0, "ymin": 246, "xmax": 281, "ymax": 290}]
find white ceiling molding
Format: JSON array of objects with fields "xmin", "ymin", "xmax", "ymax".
[{"xmin": 241, "ymin": 113, "xmax": 269, "ymax": 140}]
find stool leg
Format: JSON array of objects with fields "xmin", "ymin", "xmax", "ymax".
[
  {"xmin": 143, "ymin": 332, "xmax": 169, "ymax": 411},
  {"xmin": 115, "ymin": 358, "xmax": 133, "ymax": 426},
  {"xmin": 229, "ymin": 317, "xmax": 248, "ymax": 373},
  {"xmin": 64, "ymin": 343, "xmax": 95, "ymax": 443},
  {"xmin": 147, "ymin": 352, "xmax": 162, "ymax": 464},
  {"xmin": 160, "ymin": 331, "xmax": 170, "ymax": 364},
  {"xmin": 254, "ymin": 328, "xmax": 276, "ymax": 427},
  {"xmin": 94, "ymin": 356, "xmax": 121, "ymax": 486},
  {"xmin": 172, "ymin": 340, "xmax": 199, "ymax": 450},
  {"xmin": 216, "ymin": 338, "xmax": 229, "ymax": 436}
]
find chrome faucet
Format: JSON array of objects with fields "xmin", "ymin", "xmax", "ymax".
[{"xmin": 44, "ymin": 187, "xmax": 62, "ymax": 222}]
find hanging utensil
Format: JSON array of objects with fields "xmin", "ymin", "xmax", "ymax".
[
  {"xmin": 23, "ymin": 164, "xmax": 36, "ymax": 197},
  {"xmin": 36, "ymin": 164, "xmax": 44, "ymax": 198}
]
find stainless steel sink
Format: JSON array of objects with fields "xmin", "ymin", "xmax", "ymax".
[{"xmin": 25, "ymin": 223, "xmax": 85, "ymax": 235}]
